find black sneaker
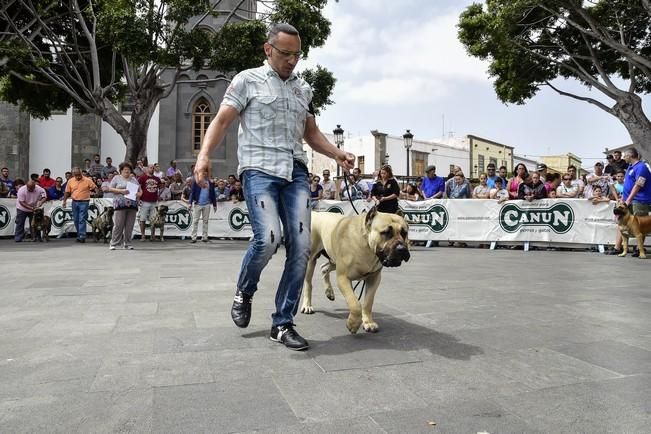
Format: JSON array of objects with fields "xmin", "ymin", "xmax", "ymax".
[
  {"xmin": 231, "ymin": 289, "xmax": 252, "ymax": 328},
  {"xmin": 605, "ymin": 248, "xmax": 623, "ymax": 255},
  {"xmin": 270, "ymin": 324, "xmax": 309, "ymax": 351},
  {"xmin": 632, "ymin": 250, "xmax": 640, "ymax": 258}
]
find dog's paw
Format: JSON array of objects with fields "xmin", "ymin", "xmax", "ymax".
[
  {"xmin": 300, "ymin": 305, "xmax": 315, "ymax": 314},
  {"xmin": 325, "ymin": 287, "xmax": 335, "ymax": 301},
  {"xmin": 363, "ymin": 321, "xmax": 379, "ymax": 333},
  {"xmin": 618, "ymin": 252, "xmax": 627, "ymax": 257},
  {"xmin": 346, "ymin": 315, "xmax": 362, "ymax": 334}
]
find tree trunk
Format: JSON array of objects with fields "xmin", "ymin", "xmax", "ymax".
[
  {"xmin": 613, "ymin": 93, "xmax": 651, "ymax": 159},
  {"xmin": 122, "ymin": 91, "xmax": 161, "ymax": 165},
  {"xmin": 125, "ymin": 112, "xmax": 151, "ymax": 165}
]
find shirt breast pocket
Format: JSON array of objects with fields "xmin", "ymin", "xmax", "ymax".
[{"xmin": 249, "ymin": 95, "xmax": 278, "ymax": 120}]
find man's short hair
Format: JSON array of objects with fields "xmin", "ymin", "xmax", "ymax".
[
  {"xmin": 498, "ymin": 165, "xmax": 507, "ymax": 171},
  {"xmin": 625, "ymin": 147, "xmax": 639, "ymax": 159},
  {"xmin": 486, "ymin": 163, "xmax": 495, "ymax": 169},
  {"xmin": 268, "ymin": 23, "xmax": 299, "ymax": 44}
]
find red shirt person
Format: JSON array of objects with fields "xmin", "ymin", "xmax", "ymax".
[
  {"xmin": 137, "ymin": 164, "xmax": 162, "ymax": 240},
  {"xmin": 37, "ymin": 168, "xmax": 57, "ymax": 189}
]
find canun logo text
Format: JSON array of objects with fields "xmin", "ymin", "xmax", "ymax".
[
  {"xmin": 402, "ymin": 204, "xmax": 449, "ymax": 233},
  {"xmin": 165, "ymin": 208, "xmax": 192, "ymax": 230},
  {"xmin": 229, "ymin": 207, "xmax": 250, "ymax": 231},
  {"xmin": 499, "ymin": 202, "xmax": 574, "ymax": 234},
  {"xmin": 51, "ymin": 204, "xmax": 101, "ymax": 228}
]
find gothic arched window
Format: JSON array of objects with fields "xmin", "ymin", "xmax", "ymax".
[{"xmin": 192, "ymin": 98, "xmax": 212, "ymax": 152}]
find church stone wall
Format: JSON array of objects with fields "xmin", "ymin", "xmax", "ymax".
[{"xmin": 0, "ymin": 102, "xmax": 30, "ymax": 178}]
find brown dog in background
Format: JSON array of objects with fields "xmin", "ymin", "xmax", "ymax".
[
  {"xmin": 614, "ymin": 203, "xmax": 651, "ymax": 258},
  {"xmin": 150, "ymin": 205, "xmax": 169, "ymax": 241},
  {"xmin": 30, "ymin": 208, "xmax": 51, "ymax": 242}
]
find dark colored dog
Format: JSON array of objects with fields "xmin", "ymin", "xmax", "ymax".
[
  {"xmin": 92, "ymin": 206, "xmax": 114, "ymax": 243},
  {"xmin": 150, "ymin": 205, "xmax": 169, "ymax": 241},
  {"xmin": 30, "ymin": 208, "xmax": 52, "ymax": 242},
  {"xmin": 614, "ymin": 203, "xmax": 651, "ymax": 258}
]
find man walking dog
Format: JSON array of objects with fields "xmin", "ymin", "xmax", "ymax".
[{"xmin": 194, "ymin": 23, "xmax": 354, "ymax": 350}]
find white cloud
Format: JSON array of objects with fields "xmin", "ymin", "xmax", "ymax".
[
  {"xmin": 301, "ymin": 4, "xmax": 489, "ymax": 107},
  {"xmin": 337, "ymin": 77, "xmax": 448, "ymax": 104}
]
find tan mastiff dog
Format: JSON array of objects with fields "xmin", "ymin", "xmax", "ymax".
[
  {"xmin": 301, "ymin": 208, "xmax": 410, "ymax": 333},
  {"xmin": 614, "ymin": 203, "xmax": 651, "ymax": 258}
]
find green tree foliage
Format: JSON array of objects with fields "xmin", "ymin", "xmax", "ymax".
[
  {"xmin": 0, "ymin": 0, "xmax": 337, "ymax": 162},
  {"xmin": 458, "ymin": 0, "xmax": 651, "ymax": 156},
  {"xmin": 299, "ymin": 65, "xmax": 336, "ymax": 115}
]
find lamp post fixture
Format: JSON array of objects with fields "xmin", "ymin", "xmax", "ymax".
[
  {"xmin": 333, "ymin": 124, "xmax": 344, "ymax": 177},
  {"xmin": 403, "ymin": 129, "xmax": 413, "ymax": 177}
]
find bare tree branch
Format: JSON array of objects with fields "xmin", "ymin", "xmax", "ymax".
[
  {"xmin": 544, "ymin": 80, "xmax": 614, "ymax": 115},
  {"xmin": 71, "ymin": 0, "xmax": 101, "ymax": 94},
  {"xmin": 578, "ymin": 31, "xmax": 617, "ymax": 90},
  {"xmin": 512, "ymin": 38, "xmax": 621, "ymax": 100},
  {"xmin": 564, "ymin": 5, "xmax": 651, "ymax": 71},
  {"xmin": 224, "ymin": 0, "xmax": 250, "ymax": 26}
]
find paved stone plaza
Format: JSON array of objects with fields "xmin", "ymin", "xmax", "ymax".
[{"xmin": 0, "ymin": 239, "xmax": 650, "ymax": 433}]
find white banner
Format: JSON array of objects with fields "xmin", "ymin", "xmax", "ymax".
[{"xmin": 0, "ymin": 198, "xmax": 621, "ymax": 245}]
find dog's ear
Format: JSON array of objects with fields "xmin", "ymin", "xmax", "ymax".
[{"xmin": 365, "ymin": 206, "xmax": 378, "ymax": 228}]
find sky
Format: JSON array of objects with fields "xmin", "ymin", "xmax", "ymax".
[{"xmin": 297, "ymin": 0, "xmax": 650, "ymax": 168}]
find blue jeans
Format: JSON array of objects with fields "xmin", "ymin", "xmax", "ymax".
[
  {"xmin": 72, "ymin": 200, "xmax": 89, "ymax": 239},
  {"xmin": 14, "ymin": 209, "xmax": 32, "ymax": 241},
  {"xmin": 237, "ymin": 162, "xmax": 311, "ymax": 327}
]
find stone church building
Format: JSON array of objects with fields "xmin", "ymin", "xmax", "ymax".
[{"xmin": 0, "ymin": 0, "xmax": 256, "ymax": 180}]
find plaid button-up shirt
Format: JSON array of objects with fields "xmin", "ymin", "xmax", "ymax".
[{"xmin": 222, "ymin": 63, "xmax": 314, "ymax": 181}]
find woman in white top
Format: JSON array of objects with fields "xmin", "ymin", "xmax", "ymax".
[{"xmin": 104, "ymin": 162, "xmax": 142, "ymax": 250}]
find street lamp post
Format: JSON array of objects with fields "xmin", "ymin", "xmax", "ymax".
[
  {"xmin": 403, "ymin": 129, "xmax": 413, "ymax": 178},
  {"xmin": 333, "ymin": 124, "xmax": 344, "ymax": 177}
]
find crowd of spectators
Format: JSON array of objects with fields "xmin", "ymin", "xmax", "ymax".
[
  {"xmin": 0, "ymin": 149, "xmax": 639, "ymax": 209},
  {"xmin": 304, "ymin": 152, "xmax": 628, "ymax": 206},
  {"xmin": 0, "ymin": 155, "xmax": 246, "ymax": 205}
]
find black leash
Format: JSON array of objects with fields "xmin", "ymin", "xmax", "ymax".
[{"xmin": 341, "ymin": 172, "xmax": 365, "ymax": 301}]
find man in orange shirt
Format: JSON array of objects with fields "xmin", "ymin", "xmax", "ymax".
[{"xmin": 63, "ymin": 167, "xmax": 97, "ymax": 243}]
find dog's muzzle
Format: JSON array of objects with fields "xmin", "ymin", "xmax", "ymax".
[{"xmin": 379, "ymin": 242, "xmax": 411, "ymax": 267}]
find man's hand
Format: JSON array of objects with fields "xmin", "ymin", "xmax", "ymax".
[
  {"xmin": 194, "ymin": 155, "xmax": 211, "ymax": 188},
  {"xmin": 62, "ymin": 200, "xmax": 67, "ymax": 208},
  {"xmin": 335, "ymin": 152, "xmax": 356, "ymax": 174}
]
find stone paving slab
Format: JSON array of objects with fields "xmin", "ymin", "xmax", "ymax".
[
  {"xmin": 1, "ymin": 239, "xmax": 650, "ymax": 432},
  {"xmin": 551, "ymin": 340, "xmax": 651, "ymax": 375},
  {"xmin": 496, "ymin": 375, "xmax": 651, "ymax": 433},
  {"xmin": 152, "ymin": 378, "xmax": 297, "ymax": 433},
  {"xmin": 369, "ymin": 398, "xmax": 544, "ymax": 434}
]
